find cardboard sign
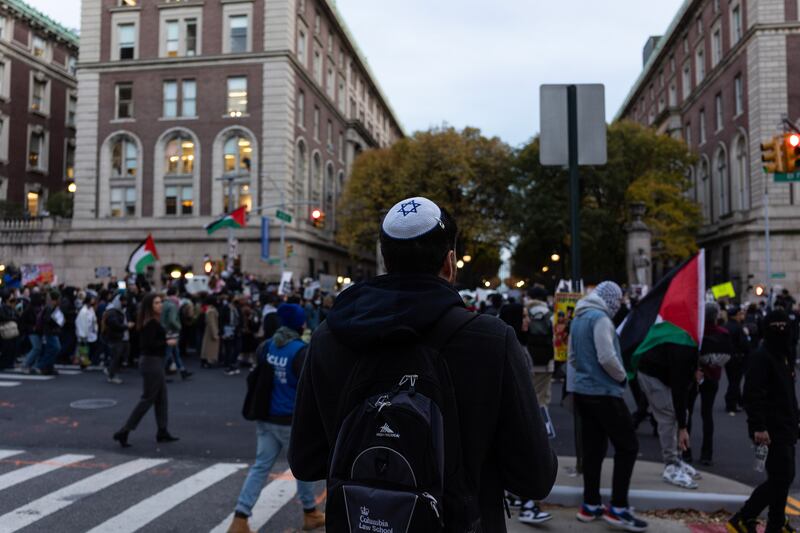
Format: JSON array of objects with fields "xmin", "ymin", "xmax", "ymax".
[
  {"xmin": 278, "ymin": 271, "xmax": 293, "ymax": 296},
  {"xmin": 711, "ymin": 281, "xmax": 736, "ymax": 299}
]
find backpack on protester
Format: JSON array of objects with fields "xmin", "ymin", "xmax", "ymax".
[
  {"xmin": 241, "ymin": 341, "xmax": 275, "ymax": 421},
  {"xmin": 325, "ymin": 307, "xmax": 481, "ymax": 533},
  {"xmin": 527, "ymin": 309, "xmax": 554, "ymax": 367}
]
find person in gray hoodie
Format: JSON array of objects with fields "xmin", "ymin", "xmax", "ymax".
[{"xmin": 567, "ymin": 281, "xmax": 647, "ymax": 532}]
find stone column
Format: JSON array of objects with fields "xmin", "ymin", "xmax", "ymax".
[{"xmin": 626, "ymin": 202, "xmax": 653, "ymax": 288}]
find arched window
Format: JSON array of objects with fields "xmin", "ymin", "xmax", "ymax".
[
  {"xmin": 337, "ymin": 170, "xmax": 345, "ymax": 231},
  {"xmin": 223, "ymin": 134, "xmax": 253, "ymax": 211},
  {"xmin": 164, "ymin": 133, "xmax": 195, "ymax": 215},
  {"xmin": 715, "ymin": 146, "xmax": 730, "ymax": 216},
  {"xmin": 324, "ymin": 163, "xmax": 335, "ymax": 229},
  {"xmin": 294, "ymin": 141, "xmax": 307, "ymax": 212},
  {"xmin": 109, "ymin": 135, "xmax": 138, "ymax": 217},
  {"xmin": 700, "ymin": 158, "xmax": 711, "ymax": 223},
  {"xmin": 735, "ymin": 136, "xmax": 749, "ymax": 211},
  {"xmin": 310, "ymin": 152, "xmax": 322, "ymax": 208}
]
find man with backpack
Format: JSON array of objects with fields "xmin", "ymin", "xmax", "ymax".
[
  {"xmin": 289, "ymin": 197, "xmax": 557, "ymax": 532},
  {"xmin": 526, "ymin": 286, "xmax": 554, "ymax": 407},
  {"xmin": 226, "ymin": 303, "xmax": 325, "ymax": 533}
]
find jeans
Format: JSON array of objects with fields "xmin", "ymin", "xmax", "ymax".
[
  {"xmin": 164, "ymin": 343, "xmax": 185, "ymax": 371},
  {"xmin": 23, "ymin": 334, "xmax": 42, "ymax": 368},
  {"xmin": 575, "ymin": 394, "xmax": 639, "ymax": 508},
  {"xmin": 741, "ymin": 442, "xmax": 795, "ymax": 529},
  {"xmin": 37, "ymin": 335, "xmax": 61, "ymax": 370},
  {"xmin": 235, "ymin": 422, "xmax": 316, "ymax": 516},
  {"xmin": 637, "ymin": 372, "xmax": 680, "ymax": 465},
  {"xmin": 687, "ymin": 378, "xmax": 719, "ymax": 460},
  {"xmin": 107, "ymin": 341, "xmax": 128, "ymax": 379},
  {"xmin": 222, "ymin": 338, "xmax": 239, "ymax": 369}
]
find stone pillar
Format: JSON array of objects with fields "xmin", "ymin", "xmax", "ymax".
[{"xmin": 626, "ymin": 202, "xmax": 653, "ymax": 289}]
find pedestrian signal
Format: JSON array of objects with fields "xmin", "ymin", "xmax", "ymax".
[
  {"xmin": 286, "ymin": 243, "xmax": 294, "ymax": 256},
  {"xmin": 761, "ymin": 137, "xmax": 784, "ymax": 174},
  {"xmin": 785, "ymin": 133, "xmax": 800, "ymax": 173},
  {"xmin": 754, "ymin": 284, "xmax": 766, "ymax": 297},
  {"xmin": 311, "ymin": 208, "xmax": 325, "ymax": 228}
]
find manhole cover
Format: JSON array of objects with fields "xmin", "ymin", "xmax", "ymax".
[{"xmin": 69, "ymin": 399, "xmax": 118, "ymax": 410}]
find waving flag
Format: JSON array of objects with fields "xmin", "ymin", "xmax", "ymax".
[
  {"xmin": 619, "ymin": 249, "xmax": 705, "ymax": 377},
  {"xmin": 205, "ymin": 206, "xmax": 247, "ymax": 235},
  {"xmin": 127, "ymin": 234, "xmax": 160, "ymax": 274}
]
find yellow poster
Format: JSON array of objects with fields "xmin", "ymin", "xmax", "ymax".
[{"xmin": 553, "ymin": 292, "xmax": 582, "ymax": 362}]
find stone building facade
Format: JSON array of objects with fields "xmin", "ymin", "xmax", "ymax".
[
  {"xmin": 0, "ymin": 0, "xmax": 78, "ymax": 215},
  {"xmin": 1, "ymin": 0, "xmax": 402, "ymax": 286},
  {"xmin": 617, "ymin": 0, "xmax": 800, "ymax": 297}
]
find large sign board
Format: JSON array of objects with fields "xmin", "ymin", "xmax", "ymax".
[{"xmin": 539, "ymin": 84, "xmax": 607, "ymax": 166}]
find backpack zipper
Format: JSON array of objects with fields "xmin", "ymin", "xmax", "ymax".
[{"xmin": 422, "ymin": 492, "xmax": 443, "ymax": 526}]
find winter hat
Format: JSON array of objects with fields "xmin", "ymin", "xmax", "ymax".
[
  {"xmin": 594, "ymin": 281, "xmax": 623, "ymax": 317},
  {"xmin": 381, "ymin": 197, "xmax": 445, "ymax": 240},
  {"xmin": 527, "ymin": 286, "xmax": 549, "ymax": 302},
  {"xmin": 277, "ymin": 303, "xmax": 306, "ymax": 331}
]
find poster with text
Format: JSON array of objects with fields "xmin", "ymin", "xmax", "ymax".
[{"xmin": 553, "ymin": 292, "xmax": 582, "ymax": 362}]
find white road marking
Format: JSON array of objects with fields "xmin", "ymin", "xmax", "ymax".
[
  {"xmin": 0, "ymin": 381, "xmax": 20, "ymax": 387},
  {"xmin": 0, "ymin": 454, "xmax": 94, "ymax": 491},
  {"xmin": 0, "ymin": 450, "xmax": 23, "ymax": 461},
  {"xmin": 209, "ymin": 469, "xmax": 297, "ymax": 533},
  {"xmin": 0, "ymin": 373, "xmax": 54, "ymax": 381},
  {"xmin": 0, "ymin": 458, "xmax": 168, "ymax": 533},
  {"xmin": 85, "ymin": 462, "xmax": 247, "ymax": 533}
]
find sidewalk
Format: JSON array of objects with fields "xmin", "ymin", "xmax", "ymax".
[
  {"xmin": 545, "ymin": 456, "xmax": 752, "ymax": 512},
  {"xmin": 505, "ymin": 506, "xmax": 693, "ymax": 532}
]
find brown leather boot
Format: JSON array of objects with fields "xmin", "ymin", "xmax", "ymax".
[
  {"xmin": 226, "ymin": 516, "xmax": 254, "ymax": 533},
  {"xmin": 302, "ymin": 509, "xmax": 325, "ymax": 530}
]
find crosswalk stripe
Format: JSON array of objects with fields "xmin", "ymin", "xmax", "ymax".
[
  {"xmin": 85, "ymin": 462, "xmax": 247, "ymax": 533},
  {"xmin": 209, "ymin": 469, "xmax": 297, "ymax": 533},
  {"xmin": 0, "ymin": 458, "xmax": 168, "ymax": 533},
  {"xmin": 0, "ymin": 381, "xmax": 20, "ymax": 387},
  {"xmin": 0, "ymin": 373, "xmax": 55, "ymax": 381},
  {"xmin": 0, "ymin": 450, "xmax": 23, "ymax": 461},
  {"xmin": 0, "ymin": 454, "xmax": 94, "ymax": 491}
]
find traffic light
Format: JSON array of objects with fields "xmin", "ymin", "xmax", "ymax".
[
  {"xmin": 311, "ymin": 208, "xmax": 325, "ymax": 228},
  {"xmin": 755, "ymin": 284, "xmax": 766, "ymax": 297},
  {"xmin": 286, "ymin": 243, "xmax": 294, "ymax": 257},
  {"xmin": 203, "ymin": 259, "xmax": 213, "ymax": 274},
  {"xmin": 761, "ymin": 136, "xmax": 785, "ymax": 173},
  {"xmin": 785, "ymin": 133, "xmax": 800, "ymax": 173}
]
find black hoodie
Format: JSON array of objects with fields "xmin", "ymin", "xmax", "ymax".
[{"xmin": 288, "ymin": 274, "xmax": 557, "ymax": 532}]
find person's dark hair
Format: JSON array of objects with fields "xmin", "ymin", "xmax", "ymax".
[
  {"xmin": 30, "ymin": 293, "xmax": 44, "ymax": 307},
  {"xmin": 489, "ymin": 293, "xmax": 503, "ymax": 308},
  {"xmin": 137, "ymin": 292, "xmax": 161, "ymax": 331},
  {"xmin": 499, "ymin": 303, "xmax": 526, "ymax": 345},
  {"xmin": 380, "ymin": 205, "xmax": 458, "ymax": 275},
  {"xmin": 48, "ymin": 289, "xmax": 60, "ymax": 303},
  {"xmin": 204, "ymin": 294, "xmax": 217, "ymax": 307},
  {"xmin": 167, "ymin": 287, "xmax": 177, "ymax": 297}
]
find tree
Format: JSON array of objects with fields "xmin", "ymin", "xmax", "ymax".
[
  {"xmin": 511, "ymin": 120, "xmax": 699, "ymax": 285},
  {"xmin": 46, "ymin": 191, "xmax": 73, "ymax": 218},
  {"xmin": 338, "ymin": 126, "xmax": 514, "ymax": 280}
]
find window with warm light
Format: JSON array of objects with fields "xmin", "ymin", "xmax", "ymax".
[
  {"xmin": 223, "ymin": 135, "xmax": 253, "ymax": 211},
  {"xmin": 165, "ymin": 136, "xmax": 194, "ymax": 175},
  {"xmin": 165, "ymin": 185, "xmax": 193, "ymax": 216},
  {"xmin": 28, "ymin": 130, "xmax": 45, "ymax": 170},
  {"xmin": 27, "ymin": 191, "xmax": 39, "ymax": 216},
  {"xmin": 112, "ymin": 136, "xmax": 138, "ymax": 177},
  {"xmin": 110, "ymin": 135, "xmax": 138, "ymax": 217},
  {"xmin": 65, "ymin": 142, "xmax": 75, "ymax": 179},
  {"xmin": 31, "ymin": 78, "xmax": 47, "ymax": 113},
  {"xmin": 227, "ymin": 76, "xmax": 247, "ymax": 116},
  {"xmin": 32, "ymin": 35, "xmax": 46, "ymax": 58}
]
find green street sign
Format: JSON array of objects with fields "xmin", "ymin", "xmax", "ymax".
[
  {"xmin": 771, "ymin": 272, "xmax": 787, "ymax": 279},
  {"xmin": 275, "ymin": 210, "xmax": 292, "ymax": 223},
  {"xmin": 266, "ymin": 258, "xmax": 281, "ymax": 265},
  {"xmin": 774, "ymin": 171, "xmax": 800, "ymax": 182}
]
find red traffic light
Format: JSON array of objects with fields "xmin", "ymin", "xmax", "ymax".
[
  {"xmin": 311, "ymin": 208, "xmax": 322, "ymax": 220},
  {"xmin": 790, "ymin": 134, "xmax": 800, "ymax": 148}
]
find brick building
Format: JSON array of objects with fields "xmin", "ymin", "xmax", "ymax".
[
  {"xmin": 1, "ymin": 0, "xmax": 402, "ymax": 285},
  {"xmin": 0, "ymin": 0, "xmax": 78, "ymax": 216},
  {"xmin": 617, "ymin": 0, "xmax": 800, "ymax": 297}
]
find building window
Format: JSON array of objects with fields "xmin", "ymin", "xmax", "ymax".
[
  {"xmin": 111, "ymin": 187, "xmax": 136, "ymax": 217},
  {"xmin": 112, "ymin": 136, "xmax": 138, "ymax": 177},
  {"xmin": 696, "ymin": 16, "xmax": 703, "ymax": 36},
  {"xmin": 0, "ymin": 116, "xmax": 8, "ymax": 161},
  {"xmin": 67, "ymin": 93, "xmax": 77, "ymax": 127},
  {"xmin": 297, "ymin": 27, "xmax": 306, "ymax": 63},
  {"xmin": 326, "ymin": 119, "xmax": 333, "ymax": 151},
  {"xmin": 28, "ymin": 129, "xmax": 46, "ymax": 171},
  {"xmin": 118, "ymin": 23, "xmax": 136, "ymax": 60},
  {"xmin": 166, "ymin": 20, "xmax": 179, "ymax": 56},
  {"xmin": 324, "ymin": 163, "xmax": 334, "ymax": 226},
  {"xmin": 711, "ymin": 28, "xmax": 722, "ymax": 67},
  {"xmin": 165, "ymin": 185, "xmax": 193, "ymax": 216},
  {"xmin": 297, "ymin": 90, "xmax": 305, "ymax": 127},
  {"xmin": 715, "ymin": 93, "xmax": 723, "ymax": 131},
  {"xmin": 116, "ymin": 83, "xmax": 133, "ymax": 119},
  {"xmin": 731, "ymin": 5, "xmax": 742, "ymax": 44},
  {"xmin": 326, "ymin": 66, "xmax": 334, "ymax": 98},
  {"xmin": 683, "ymin": 35, "xmax": 689, "ymax": 54},
  {"xmin": 734, "ymin": 75, "xmax": 743, "ymax": 116},
  {"xmin": 338, "ymin": 76, "xmax": 346, "ymax": 112},
  {"xmin": 314, "ymin": 10, "xmax": 321, "ymax": 34},
  {"xmin": 31, "ymin": 77, "xmax": 48, "ymax": 113},
  {"xmin": 65, "ymin": 141, "xmax": 75, "ymax": 179},
  {"xmin": 67, "ymin": 55, "xmax": 77, "ymax": 75},
  {"xmin": 311, "ymin": 152, "xmax": 321, "ymax": 205},
  {"xmin": 699, "ymin": 109, "xmax": 706, "ymax": 144},
  {"xmin": 164, "ymin": 134, "xmax": 195, "ymax": 216},
  {"xmin": 163, "ymin": 80, "xmax": 178, "ymax": 117},
  {"xmin": 313, "ymin": 49, "xmax": 322, "ymax": 83},
  {"xmin": 695, "ymin": 48, "xmax": 705, "ymax": 84},
  {"xmin": 32, "ymin": 35, "xmax": 46, "ymax": 58},
  {"xmin": 313, "ymin": 106, "xmax": 320, "ymax": 140},
  {"xmin": 228, "ymin": 14, "xmax": 248, "ymax": 53},
  {"xmin": 294, "ymin": 140, "xmax": 306, "ymax": 207},
  {"xmin": 669, "ymin": 83, "xmax": 677, "ymax": 107},
  {"xmin": 669, "ymin": 54, "xmax": 675, "ymax": 73},
  {"xmin": 0, "ymin": 61, "xmax": 6, "ymax": 99},
  {"xmin": 327, "ymin": 29, "xmax": 334, "ymax": 54},
  {"xmin": 338, "ymin": 130, "xmax": 344, "ymax": 161},
  {"xmin": 118, "ymin": 0, "xmax": 137, "ymax": 5},
  {"xmin": 0, "ymin": 16, "xmax": 6, "ymax": 41},
  {"xmin": 700, "ymin": 159, "xmax": 710, "ymax": 222},
  {"xmin": 736, "ymin": 136, "xmax": 749, "ymax": 210},
  {"xmin": 685, "ymin": 122, "xmax": 692, "ymax": 147},
  {"xmin": 27, "ymin": 191, "xmax": 40, "ymax": 216},
  {"xmin": 223, "ymin": 135, "xmax": 253, "ymax": 212},
  {"xmin": 227, "ymin": 76, "xmax": 247, "ymax": 116},
  {"xmin": 163, "ymin": 17, "xmax": 198, "ymax": 58},
  {"xmin": 716, "ymin": 147, "xmax": 730, "ymax": 216},
  {"xmin": 165, "ymin": 136, "xmax": 194, "ymax": 176},
  {"xmin": 182, "ymin": 80, "xmax": 196, "ymax": 117},
  {"xmin": 682, "ymin": 62, "xmax": 691, "ymax": 101}
]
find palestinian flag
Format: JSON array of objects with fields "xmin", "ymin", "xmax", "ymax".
[
  {"xmin": 127, "ymin": 234, "xmax": 160, "ymax": 274},
  {"xmin": 619, "ymin": 249, "xmax": 705, "ymax": 378},
  {"xmin": 205, "ymin": 206, "xmax": 247, "ymax": 235}
]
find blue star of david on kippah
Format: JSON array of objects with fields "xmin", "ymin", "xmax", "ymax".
[{"xmin": 397, "ymin": 199, "xmax": 421, "ymax": 217}]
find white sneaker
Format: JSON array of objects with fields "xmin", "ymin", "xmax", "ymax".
[
  {"xmin": 662, "ymin": 464, "xmax": 698, "ymax": 489},
  {"xmin": 679, "ymin": 460, "xmax": 702, "ymax": 480},
  {"xmin": 519, "ymin": 501, "xmax": 552, "ymax": 525}
]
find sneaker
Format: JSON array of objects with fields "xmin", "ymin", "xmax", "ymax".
[
  {"xmin": 107, "ymin": 376, "xmax": 123, "ymax": 384},
  {"xmin": 224, "ymin": 368, "xmax": 240, "ymax": 376},
  {"xmin": 662, "ymin": 464, "xmax": 698, "ymax": 489},
  {"xmin": 302, "ymin": 508, "xmax": 325, "ymax": 530},
  {"xmin": 519, "ymin": 502, "xmax": 552, "ymax": 525},
  {"xmin": 679, "ymin": 460, "xmax": 702, "ymax": 480},
  {"xmin": 576, "ymin": 503, "xmax": 606, "ymax": 523},
  {"xmin": 505, "ymin": 494, "xmax": 523, "ymax": 508},
  {"xmin": 726, "ymin": 513, "xmax": 758, "ymax": 533},
  {"xmin": 603, "ymin": 507, "xmax": 648, "ymax": 532}
]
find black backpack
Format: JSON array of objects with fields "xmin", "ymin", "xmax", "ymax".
[
  {"xmin": 527, "ymin": 309, "xmax": 554, "ymax": 367},
  {"xmin": 325, "ymin": 307, "xmax": 481, "ymax": 533},
  {"xmin": 241, "ymin": 342, "xmax": 275, "ymax": 421}
]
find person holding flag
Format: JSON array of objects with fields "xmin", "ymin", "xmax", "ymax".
[{"xmin": 127, "ymin": 234, "xmax": 159, "ymax": 275}]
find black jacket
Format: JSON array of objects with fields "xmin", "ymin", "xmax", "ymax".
[
  {"xmin": 743, "ymin": 345, "xmax": 799, "ymax": 444},
  {"xmin": 139, "ymin": 320, "xmax": 166, "ymax": 357},
  {"xmin": 637, "ymin": 342, "xmax": 698, "ymax": 429},
  {"xmin": 102, "ymin": 307, "xmax": 128, "ymax": 343},
  {"xmin": 288, "ymin": 274, "xmax": 557, "ymax": 532}
]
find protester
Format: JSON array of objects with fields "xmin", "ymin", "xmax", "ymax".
[
  {"xmin": 728, "ymin": 309, "xmax": 799, "ymax": 533},
  {"xmin": 200, "ymin": 295, "xmax": 220, "ymax": 369},
  {"xmin": 567, "ymin": 281, "xmax": 647, "ymax": 531},
  {"xmin": 0, "ymin": 290, "xmax": 19, "ymax": 370},
  {"xmin": 225, "ymin": 303, "xmax": 325, "ymax": 533},
  {"xmin": 162, "ymin": 287, "xmax": 191, "ymax": 380},
  {"xmin": 526, "ymin": 286, "xmax": 555, "ymax": 407},
  {"xmin": 260, "ymin": 293, "xmax": 281, "ymax": 341},
  {"xmin": 102, "ymin": 293, "xmax": 129, "ymax": 384},
  {"xmin": 75, "ymin": 295, "xmax": 99, "ymax": 367},
  {"xmin": 724, "ymin": 305, "xmax": 749, "ymax": 415},
  {"xmin": 220, "ymin": 295, "xmax": 241, "ymax": 375},
  {"xmin": 289, "ymin": 197, "xmax": 557, "ymax": 532},
  {"xmin": 113, "ymin": 292, "xmax": 179, "ymax": 447},
  {"xmin": 35, "ymin": 290, "xmax": 63, "ymax": 375},
  {"xmin": 20, "ymin": 292, "xmax": 44, "ymax": 372}
]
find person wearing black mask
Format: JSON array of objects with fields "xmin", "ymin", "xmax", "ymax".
[{"xmin": 728, "ymin": 310, "xmax": 799, "ymax": 533}]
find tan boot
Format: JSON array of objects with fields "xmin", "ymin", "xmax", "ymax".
[
  {"xmin": 302, "ymin": 509, "xmax": 325, "ymax": 530},
  {"xmin": 226, "ymin": 516, "xmax": 254, "ymax": 533}
]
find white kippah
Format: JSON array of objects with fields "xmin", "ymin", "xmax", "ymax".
[{"xmin": 381, "ymin": 197, "xmax": 444, "ymax": 240}]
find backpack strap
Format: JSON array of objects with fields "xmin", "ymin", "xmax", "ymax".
[{"xmin": 425, "ymin": 306, "xmax": 479, "ymax": 353}]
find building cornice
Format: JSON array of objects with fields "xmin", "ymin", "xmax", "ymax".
[
  {"xmin": 0, "ymin": 41, "xmax": 77, "ymax": 86},
  {"xmin": 1, "ymin": 0, "xmax": 79, "ymax": 49}
]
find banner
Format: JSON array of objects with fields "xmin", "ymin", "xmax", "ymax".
[
  {"xmin": 278, "ymin": 271, "xmax": 293, "ymax": 296},
  {"xmin": 553, "ymin": 292, "xmax": 582, "ymax": 362},
  {"xmin": 21, "ymin": 263, "xmax": 54, "ymax": 286},
  {"xmin": 711, "ymin": 281, "xmax": 735, "ymax": 299},
  {"xmin": 319, "ymin": 274, "xmax": 337, "ymax": 293}
]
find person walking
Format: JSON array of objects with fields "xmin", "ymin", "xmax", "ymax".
[
  {"xmin": 526, "ymin": 286, "xmax": 555, "ymax": 408},
  {"xmin": 75, "ymin": 295, "xmax": 99, "ymax": 367},
  {"xmin": 220, "ymin": 295, "xmax": 242, "ymax": 375},
  {"xmin": 161, "ymin": 287, "xmax": 191, "ymax": 380},
  {"xmin": 35, "ymin": 290, "xmax": 64, "ymax": 375},
  {"xmin": 727, "ymin": 310, "xmax": 799, "ymax": 533},
  {"xmin": 19, "ymin": 292, "xmax": 44, "ymax": 372},
  {"xmin": 567, "ymin": 282, "xmax": 647, "ymax": 531},
  {"xmin": 102, "ymin": 293, "xmax": 129, "ymax": 384},
  {"xmin": 724, "ymin": 305, "xmax": 749, "ymax": 415},
  {"xmin": 288, "ymin": 197, "xmax": 556, "ymax": 532},
  {"xmin": 225, "ymin": 304, "xmax": 325, "ymax": 533},
  {"xmin": 113, "ymin": 293, "xmax": 179, "ymax": 447},
  {"xmin": 200, "ymin": 295, "xmax": 220, "ymax": 369}
]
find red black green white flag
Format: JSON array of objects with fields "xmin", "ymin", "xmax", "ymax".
[
  {"xmin": 205, "ymin": 206, "xmax": 247, "ymax": 235},
  {"xmin": 127, "ymin": 234, "xmax": 160, "ymax": 274},
  {"xmin": 619, "ymin": 249, "xmax": 705, "ymax": 377}
]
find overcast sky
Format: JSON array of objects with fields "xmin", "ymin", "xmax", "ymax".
[{"xmin": 30, "ymin": 0, "xmax": 684, "ymax": 147}]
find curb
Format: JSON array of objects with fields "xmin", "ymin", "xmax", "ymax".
[{"xmin": 544, "ymin": 485, "xmax": 748, "ymax": 513}]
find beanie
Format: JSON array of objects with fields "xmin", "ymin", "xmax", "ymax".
[{"xmin": 277, "ymin": 303, "xmax": 306, "ymax": 331}]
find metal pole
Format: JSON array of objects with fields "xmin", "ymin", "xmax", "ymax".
[
  {"xmin": 567, "ymin": 85, "xmax": 581, "ymax": 292},
  {"xmin": 279, "ymin": 186, "xmax": 286, "ymax": 271},
  {"xmin": 226, "ymin": 177, "xmax": 235, "ymax": 273},
  {"xmin": 764, "ymin": 183, "xmax": 772, "ymax": 309}
]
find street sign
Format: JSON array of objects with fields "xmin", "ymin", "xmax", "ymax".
[
  {"xmin": 260, "ymin": 216, "xmax": 270, "ymax": 261},
  {"xmin": 276, "ymin": 209, "xmax": 292, "ymax": 223},
  {"xmin": 95, "ymin": 266, "xmax": 112, "ymax": 278},
  {"xmin": 774, "ymin": 171, "xmax": 800, "ymax": 182},
  {"xmin": 771, "ymin": 272, "xmax": 787, "ymax": 279},
  {"xmin": 266, "ymin": 258, "xmax": 281, "ymax": 265},
  {"xmin": 539, "ymin": 84, "xmax": 607, "ymax": 166}
]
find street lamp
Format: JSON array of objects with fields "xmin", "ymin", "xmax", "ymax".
[
  {"xmin": 184, "ymin": 272, "xmax": 194, "ymax": 279},
  {"xmin": 462, "ymin": 255, "xmax": 472, "ymax": 263},
  {"xmin": 550, "ymin": 253, "xmax": 560, "ymax": 262},
  {"xmin": 484, "ymin": 281, "xmax": 491, "ymax": 288},
  {"xmin": 456, "ymin": 260, "xmax": 464, "ymax": 269},
  {"xmin": 343, "ymin": 277, "xmax": 352, "ymax": 285},
  {"xmin": 516, "ymin": 280, "xmax": 525, "ymax": 288},
  {"xmin": 67, "ymin": 182, "xmax": 77, "ymax": 193},
  {"xmin": 542, "ymin": 266, "xmax": 550, "ymax": 273},
  {"xmin": 170, "ymin": 269, "xmax": 181, "ymax": 279},
  {"xmin": 0, "ymin": 264, "xmax": 5, "ymax": 272}
]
